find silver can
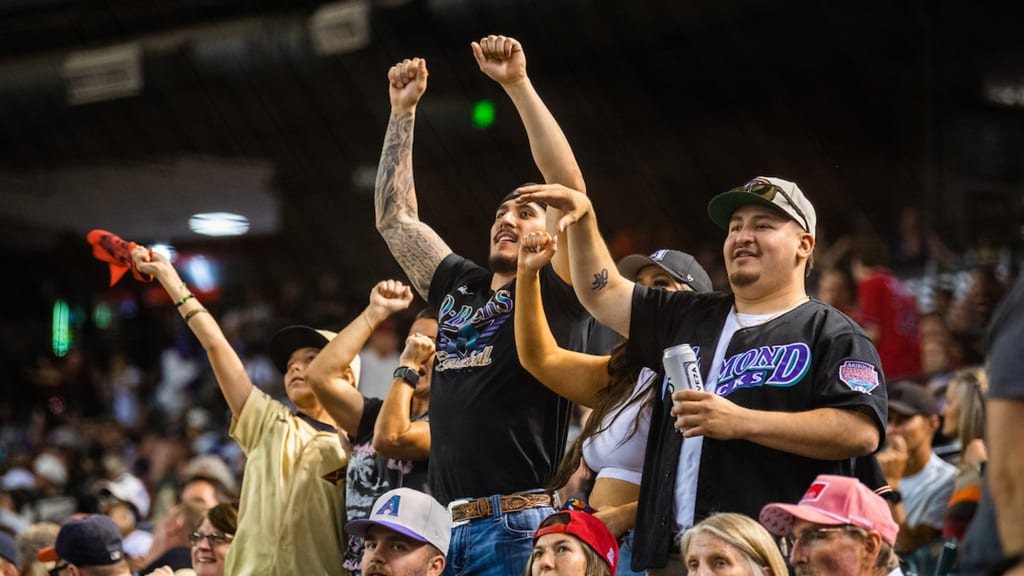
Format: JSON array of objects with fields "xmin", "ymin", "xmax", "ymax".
[{"xmin": 662, "ymin": 343, "xmax": 704, "ymax": 394}]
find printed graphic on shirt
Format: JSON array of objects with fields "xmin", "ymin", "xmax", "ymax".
[
  {"xmin": 838, "ymin": 360, "xmax": 881, "ymax": 394},
  {"xmin": 435, "ymin": 289, "xmax": 512, "ymax": 372},
  {"xmin": 715, "ymin": 343, "xmax": 812, "ymax": 397}
]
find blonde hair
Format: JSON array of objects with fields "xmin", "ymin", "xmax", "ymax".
[
  {"xmin": 679, "ymin": 513, "xmax": 788, "ymax": 576},
  {"xmin": 949, "ymin": 366, "xmax": 988, "ymax": 448}
]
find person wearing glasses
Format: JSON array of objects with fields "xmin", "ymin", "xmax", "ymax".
[
  {"xmin": 679, "ymin": 513, "xmax": 788, "ymax": 576},
  {"xmin": 148, "ymin": 502, "xmax": 239, "ymax": 576},
  {"xmin": 760, "ymin": 474, "xmax": 902, "ymax": 576},
  {"xmin": 514, "ymin": 176, "xmax": 887, "ymax": 575},
  {"xmin": 37, "ymin": 515, "xmax": 132, "ymax": 576}
]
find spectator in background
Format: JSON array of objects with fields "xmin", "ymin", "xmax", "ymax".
[
  {"xmin": 877, "ymin": 382, "xmax": 955, "ymax": 573},
  {"xmin": 14, "ymin": 522, "xmax": 59, "ymax": 576},
  {"xmin": 178, "ymin": 457, "xmax": 237, "ymax": 510},
  {"xmin": 357, "ymin": 317, "xmax": 402, "ymax": 401},
  {"xmin": 526, "ymin": 510, "xmax": 618, "ymax": 576},
  {"xmin": 132, "ymin": 246, "xmax": 349, "ymax": 576},
  {"xmin": 96, "ymin": 468, "xmax": 153, "ymax": 564},
  {"xmin": 302, "ymin": 281, "xmax": 434, "ymax": 573},
  {"xmin": 37, "ymin": 515, "xmax": 132, "ymax": 576},
  {"xmin": 760, "ymin": 474, "xmax": 901, "ymax": 576},
  {"xmin": 968, "ymin": 277, "xmax": 1024, "ymax": 575},
  {"xmin": 1, "ymin": 531, "xmax": 17, "ymax": 576},
  {"xmin": 851, "ymin": 236, "xmax": 921, "ymax": 380},
  {"xmin": 940, "ymin": 367, "xmax": 988, "ymax": 542},
  {"xmin": 948, "ymin": 264, "xmax": 1006, "ymax": 365},
  {"xmin": 139, "ymin": 501, "xmax": 207, "ymax": 575},
  {"xmin": 679, "ymin": 513, "xmax": 788, "ymax": 576},
  {"xmin": 185, "ymin": 502, "xmax": 238, "ymax": 576},
  {"xmin": 890, "ymin": 206, "xmax": 954, "ymax": 272},
  {"xmin": 816, "ymin": 267, "xmax": 857, "ymax": 318}
]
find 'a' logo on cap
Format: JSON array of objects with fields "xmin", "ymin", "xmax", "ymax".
[
  {"xmin": 801, "ymin": 481, "xmax": 828, "ymax": 503},
  {"xmin": 375, "ymin": 495, "xmax": 402, "ymax": 517}
]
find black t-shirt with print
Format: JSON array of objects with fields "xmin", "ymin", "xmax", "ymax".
[
  {"xmin": 343, "ymin": 396, "xmax": 429, "ymax": 571},
  {"xmin": 426, "ymin": 254, "xmax": 588, "ymax": 505},
  {"xmin": 627, "ymin": 286, "xmax": 887, "ymax": 570}
]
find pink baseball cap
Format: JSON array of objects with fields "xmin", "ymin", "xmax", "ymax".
[
  {"xmin": 534, "ymin": 511, "xmax": 618, "ymax": 575},
  {"xmin": 759, "ymin": 475, "xmax": 899, "ymax": 546}
]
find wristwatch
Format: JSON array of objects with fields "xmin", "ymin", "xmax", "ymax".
[
  {"xmin": 393, "ymin": 366, "xmax": 420, "ymax": 388},
  {"xmin": 885, "ymin": 490, "xmax": 903, "ymax": 504}
]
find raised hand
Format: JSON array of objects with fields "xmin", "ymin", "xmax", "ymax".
[
  {"xmin": 518, "ymin": 231, "xmax": 557, "ymax": 272},
  {"xmin": 388, "ymin": 58, "xmax": 429, "ymax": 113},
  {"xmin": 398, "ymin": 332, "xmax": 436, "ymax": 374},
  {"xmin": 877, "ymin": 434, "xmax": 909, "ymax": 482},
  {"xmin": 368, "ymin": 280, "xmax": 414, "ymax": 321},
  {"xmin": 515, "ymin": 183, "xmax": 593, "ymax": 232},
  {"xmin": 131, "ymin": 245, "xmax": 175, "ymax": 283},
  {"xmin": 471, "ymin": 35, "xmax": 527, "ymax": 87}
]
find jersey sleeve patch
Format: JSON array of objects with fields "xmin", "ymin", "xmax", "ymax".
[{"xmin": 838, "ymin": 361, "xmax": 880, "ymax": 394}]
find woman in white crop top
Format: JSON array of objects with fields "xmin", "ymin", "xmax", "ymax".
[{"xmin": 515, "ymin": 233, "xmax": 712, "ymax": 576}]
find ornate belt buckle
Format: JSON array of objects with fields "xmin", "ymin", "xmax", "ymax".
[{"xmin": 447, "ymin": 498, "xmax": 471, "ymax": 528}]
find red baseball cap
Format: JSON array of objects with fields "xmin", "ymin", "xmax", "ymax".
[
  {"xmin": 759, "ymin": 475, "xmax": 899, "ymax": 546},
  {"xmin": 533, "ymin": 511, "xmax": 618, "ymax": 575}
]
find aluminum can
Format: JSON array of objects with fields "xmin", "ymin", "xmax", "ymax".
[{"xmin": 662, "ymin": 343, "xmax": 704, "ymax": 395}]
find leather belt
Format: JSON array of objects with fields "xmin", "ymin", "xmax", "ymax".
[{"xmin": 449, "ymin": 493, "xmax": 553, "ymax": 523}]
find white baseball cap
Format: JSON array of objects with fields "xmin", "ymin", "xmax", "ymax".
[{"xmin": 346, "ymin": 488, "xmax": 451, "ymax": 557}]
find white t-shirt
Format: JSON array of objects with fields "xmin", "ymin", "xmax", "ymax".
[{"xmin": 901, "ymin": 451, "xmax": 956, "ymax": 529}]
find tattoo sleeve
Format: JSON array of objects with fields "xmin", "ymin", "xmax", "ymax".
[{"xmin": 374, "ymin": 111, "xmax": 452, "ymax": 300}]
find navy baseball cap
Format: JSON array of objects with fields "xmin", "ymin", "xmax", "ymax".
[{"xmin": 37, "ymin": 515, "xmax": 124, "ymax": 567}]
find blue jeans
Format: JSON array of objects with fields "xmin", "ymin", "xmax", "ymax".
[
  {"xmin": 443, "ymin": 503, "xmax": 553, "ymax": 576},
  {"xmin": 618, "ymin": 530, "xmax": 644, "ymax": 576}
]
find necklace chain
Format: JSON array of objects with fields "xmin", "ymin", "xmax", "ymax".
[{"xmin": 732, "ymin": 295, "xmax": 810, "ymax": 329}]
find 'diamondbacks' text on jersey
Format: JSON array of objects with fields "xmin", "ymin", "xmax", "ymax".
[{"xmin": 427, "ymin": 254, "xmax": 588, "ymax": 505}]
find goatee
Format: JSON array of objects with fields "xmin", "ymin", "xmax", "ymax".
[
  {"xmin": 729, "ymin": 271, "xmax": 759, "ymax": 288},
  {"xmin": 489, "ymin": 254, "xmax": 517, "ymax": 275}
]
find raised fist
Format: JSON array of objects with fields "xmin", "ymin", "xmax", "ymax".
[{"xmin": 388, "ymin": 58, "xmax": 429, "ymax": 112}]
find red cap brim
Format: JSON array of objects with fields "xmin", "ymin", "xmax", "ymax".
[{"xmin": 37, "ymin": 545, "xmax": 58, "ymax": 563}]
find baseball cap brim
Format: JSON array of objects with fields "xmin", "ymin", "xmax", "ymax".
[
  {"xmin": 887, "ymin": 400, "xmax": 923, "ymax": 416},
  {"xmin": 707, "ymin": 191, "xmax": 790, "ymax": 231},
  {"xmin": 268, "ymin": 326, "xmax": 333, "ymax": 374},
  {"xmin": 759, "ymin": 502, "xmax": 848, "ymax": 537},
  {"xmin": 37, "ymin": 545, "xmax": 58, "ymax": 563},
  {"xmin": 345, "ymin": 519, "xmax": 431, "ymax": 546},
  {"xmin": 617, "ymin": 254, "xmax": 673, "ymax": 282}
]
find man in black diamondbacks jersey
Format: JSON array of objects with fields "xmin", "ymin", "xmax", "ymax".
[{"xmin": 516, "ymin": 176, "xmax": 888, "ymax": 576}]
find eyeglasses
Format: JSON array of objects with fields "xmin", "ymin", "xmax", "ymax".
[
  {"xmin": 729, "ymin": 178, "xmax": 811, "ymax": 233},
  {"xmin": 48, "ymin": 563, "xmax": 70, "ymax": 576},
  {"xmin": 780, "ymin": 526, "xmax": 865, "ymax": 555},
  {"xmin": 189, "ymin": 530, "xmax": 234, "ymax": 546}
]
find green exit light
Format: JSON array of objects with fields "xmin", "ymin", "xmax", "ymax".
[
  {"xmin": 472, "ymin": 99, "xmax": 496, "ymax": 129},
  {"xmin": 52, "ymin": 299, "xmax": 70, "ymax": 357}
]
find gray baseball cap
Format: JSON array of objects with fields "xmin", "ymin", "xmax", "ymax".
[
  {"xmin": 617, "ymin": 249, "xmax": 713, "ymax": 293},
  {"xmin": 707, "ymin": 176, "xmax": 817, "ymax": 236}
]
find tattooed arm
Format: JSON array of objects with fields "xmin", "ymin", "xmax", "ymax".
[
  {"xmin": 516, "ymin": 184, "xmax": 635, "ymax": 336},
  {"xmin": 375, "ymin": 58, "xmax": 453, "ymax": 301}
]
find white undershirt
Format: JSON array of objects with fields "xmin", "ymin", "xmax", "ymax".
[{"xmin": 671, "ymin": 309, "xmax": 774, "ymax": 531}]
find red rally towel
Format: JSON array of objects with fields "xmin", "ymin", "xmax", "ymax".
[{"xmin": 87, "ymin": 229, "xmax": 153, "ymax": 286}]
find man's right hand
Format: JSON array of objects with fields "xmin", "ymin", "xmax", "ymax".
[{"xmin": 389, "ymin": 58, "xmax": 429, "ymax": 113}]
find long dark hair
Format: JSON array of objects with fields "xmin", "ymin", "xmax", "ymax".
[{"xmin": 548, "ymin": 339, "xmax": 655, "ymax": 492}]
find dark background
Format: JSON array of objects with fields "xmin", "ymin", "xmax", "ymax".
[{"xmin": 0, "ymin": 0, "xmax": 1022, "ymax": 367}]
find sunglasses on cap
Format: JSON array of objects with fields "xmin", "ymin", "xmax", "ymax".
[{"xmin": 729, "ymin": 178, "xmax": 811, "ymax": 233}]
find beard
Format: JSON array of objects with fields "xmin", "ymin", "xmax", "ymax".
[
  {"xmin": 489, "ymin": 254, "xmax": 518, "ymax": 275},
  {"xmin": 729, "ymin": 270, "xmax": 760, "ymax": 288}
]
